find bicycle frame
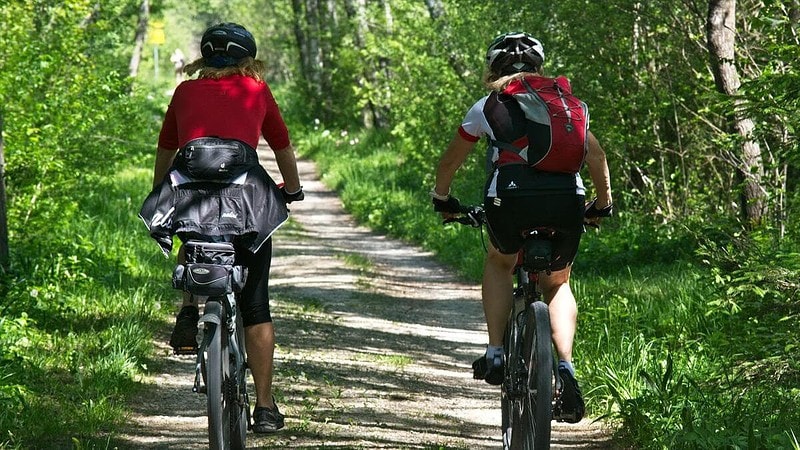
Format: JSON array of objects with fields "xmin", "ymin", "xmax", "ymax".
[
  {"xmin": 493, "ymin": 222, "xmax": 569, "ymax": 450},
  {"xmin": 173, "ymin": 239, "xmax": 250, "ymax": 450},
  {"xmin": 445, "ymin": 206, "xmax": 558, "ymax": 449},
  {"xmin": 501, "ymin": 255, "xmax": 555, "ymax": 450},
  {"xmin": 193, "ymin": 291, "xmax": 250, "ymax": 450}
]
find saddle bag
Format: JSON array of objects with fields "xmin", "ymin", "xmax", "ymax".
[
  {"xmin": 523, "ymin": 239, "xmax": 552, "ymax": 273},
  {"xmin": 172, "ymin": 241, "xmax": 248, "ymax": 296}
]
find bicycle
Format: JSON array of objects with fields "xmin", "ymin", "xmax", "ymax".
[
  {"xmin": 171, "ymin": 239, "xmax": 250, "ymax": 450},
  {"xmin": 446, "ymin": 205, "xmax": 560, "ymax": 450}
]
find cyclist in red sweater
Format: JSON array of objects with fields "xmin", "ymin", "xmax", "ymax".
[{"xmin": 151, "ymin": 23, "xmax": 302, "ymax": 433}]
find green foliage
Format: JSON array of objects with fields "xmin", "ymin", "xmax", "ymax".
[
  {"xmin": 0, "ymin": 1, "xmax": 155, "ymax": 239},
  {"xmin": 283, "ymin": 1, "xmax": 800, "ymax": 444},
  {"xmin": 292, "ymin": 111, "xmax": 800, "ymax": 450},
  {"xmin": 0, "ymin": 0, "xmax": 798, "ymax": 447},
  {"xmin": 0, "ymin": 1, "xmax": 175, "ymax": 447}
]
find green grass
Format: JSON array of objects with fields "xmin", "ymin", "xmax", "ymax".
[
  {"xmin": 294, "ymin": 124, "xmax": 800, "ymax": 450},
  {"xmin": 0, "ymin": 162, "xmax": 174, "ymax": 448},
  {"xmin": 339, "ymin": 253, "xmax": 374, "ymax": 272},
  {"xmin": 1, "ymin": 114, "xmax": 797, "ymax": 449}
]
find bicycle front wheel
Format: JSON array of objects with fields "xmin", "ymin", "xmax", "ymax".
[
  {"xmin": 204, "ymin": 303, "xmax": 231, "ymax": 450},
  {"xmin": 523, "ymin": 301, "xmax": 553, "ymax": 449}
]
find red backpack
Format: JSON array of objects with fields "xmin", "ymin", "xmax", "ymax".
[{"xmin": 491, "ymin": 75, "xmax": 589, "ymax": 173}]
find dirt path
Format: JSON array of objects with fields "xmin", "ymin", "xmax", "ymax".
[{"xmin": 117, "ymin": 146, "xmax": 615, "ymax": 449}]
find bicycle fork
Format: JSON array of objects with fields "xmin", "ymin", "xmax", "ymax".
[{"xmin": 505, "ymin": 298, "xmax": 529, "ymax": 399}]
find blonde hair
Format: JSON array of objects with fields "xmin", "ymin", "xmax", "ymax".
[
  {"xmin": 184, "ymin": 57, "xmax": 266, "ymax": 82},
  {"xmin": 482, "ymin": 69, "xmax": 542, "ymax": 92}
]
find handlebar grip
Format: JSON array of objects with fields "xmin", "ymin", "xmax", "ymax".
[{"xmin": 441, "ymin": 205, "xmax": 484, "ymax": 228}]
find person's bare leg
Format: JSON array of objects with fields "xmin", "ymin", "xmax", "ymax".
[
  {"xmin": 539, "ymin": 267, "xmax": 576, "ymax": 362},
  {"xmin": 540, "ymin": 266, "xmax": 584, "ymax": 421},
  {"xmin": 246, "ymin": 322, "xmax": 276, "ymax": 409},
  {"xmin": 481, "ymin": 245, "xmax": 517, "ymax": 346}
]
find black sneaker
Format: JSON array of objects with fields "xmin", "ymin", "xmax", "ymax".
[
  {"xmin": 472, "ymin": 354, "xmax": 504, "ymax": 386},
  {"xmin": 554, "ymin": 367, "xmax": 585, "ymax": 423},
  {"xmin": 252, "ymin": 402, "xmax": 285, "ymax": 433},
  {"xmin": 168, "ymin": 306, "xmax": 199, "ymax": 354}
]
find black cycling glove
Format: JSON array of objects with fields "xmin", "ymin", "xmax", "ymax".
[
  {"xmin": 432, "ymin": 195, "xmax": 462, "ymax": 214},
  {"xmin": 280, "ymin": 186, "xmax": 305, "ymax": 204},
  {"xmin": 584, "ymin": 197, "xmax": 613, "ymax": 219}
]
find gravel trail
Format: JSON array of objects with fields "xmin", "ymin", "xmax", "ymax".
[{"xmin": 117, "ymin": 146, "xmax": 615, "ymax": 449}]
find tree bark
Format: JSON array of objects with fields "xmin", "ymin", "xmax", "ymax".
[
  {"xmin": 129, "ymin": 0, "xmax": 149, "ymax": 78},
  {"xmin": 291, "ymin": 0, "xmax": 310, "ymax": 74},
  {"xmin": 294, "ymin": 0, "xmax": 324, "ymax": 108},
  {"xmin": 0, "ymin": 111, "xmax": 9, "ymax": 271},
  {"xmin": 706, "ymin": 0, "xmax": 766, "ymax": 225},
  {"xmin": 319, "ymin": 0, "xmax": 336, "ymax": 121},
  {"xmin": 345, "ymin": 0, "xmax": 372, "ymax": 127},
  {"xmin": 422, "ymin": 0, "xmax": 468, "ymax": 84}
]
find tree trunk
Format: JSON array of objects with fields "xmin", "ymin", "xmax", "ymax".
[
  {"xmin": 0, "ymin": 111, "xmax": 9, "ymax": 271},
  {"xmin": 291, "ymin": 0, "xmax": 310, "ymax": 74},
  {"xmin": 293, "ymin": 0, "xmax": 324, "ymax": 113},
  {"xmin": 706, "ymin": 0, "xmax": 766, "ymax": 225},
  {"xmin": 129, "ymin": 0, "xmax": 149, "ymax": 78},
  {"xmin": 344, "ymin": 0, "xmax": 373, "ymax": 127},
  {"xmin": 320, "ymin": 0, "xmax": 336, "ymax": 122},
  {"xmin": 423, "ymin": 0, "xmax": 444, "ymax": 18},
  {"xmin": 305, "ymin": 0, "xmax": 323, "ymax": 99},
  {"xmin": 423, "ymin": 0, "xmax": 468, "ymax": 85}
]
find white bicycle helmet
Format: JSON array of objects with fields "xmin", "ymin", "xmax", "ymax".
[{"xmin": 486, "ymin": 32, "xmax": 544, "ymax": 76}]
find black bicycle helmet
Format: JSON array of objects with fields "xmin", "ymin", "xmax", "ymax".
[
  {"xmin": 200, "ymin": 22, "xmax": 257, "ymax": 67},
  {"xmin": 485, "ymin": 32, "xmax": 544, "ymax": 76}
]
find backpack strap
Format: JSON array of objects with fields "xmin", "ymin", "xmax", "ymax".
[
  {"xmin": 489, "ymin": 138, "xmax": 525, "ymax": 155},
  {"xmin": 487, "ymin": 77, "xmax": 544, "ymax": 161}
]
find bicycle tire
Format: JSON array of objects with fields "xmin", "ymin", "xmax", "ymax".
[
  {"xmin": 229, "ymin": 310, "xmax": 248, "ymax": 450},
  {"xmin": 523, "ymin": 301, "xmax": 553, "ymax": 449},
  {"xmin": 500, "ymin": 311, "xmax": 517, "ymax": 450},
  {"xmin": 205, "ymin": 301, "xmax": 231, "ymax": 450},
  {"xmin": 504, "ymin": 299, "xmax": 542, "ymax": 450}
]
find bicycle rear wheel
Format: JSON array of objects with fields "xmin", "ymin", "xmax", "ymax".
[
  {"xmin": 500, "ymin": 312, "xmax": 518, "ymax": 450},
  {"xmin": 229, "ymin": 311, "xmax": 248, "ymax": 449},
  {"xmin": 502, "ymin": 305, "xmax": 536, "ymax": 450},
  {"xmin": 522, "ymin": 301, "xmax": 553, "ymax": 449},
  {"xmin": 204, "ymin": 301, "xmax": 231, "ymax": 450}
]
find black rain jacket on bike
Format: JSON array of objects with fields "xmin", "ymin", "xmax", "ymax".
[{"xmin": 138, "ymin": 163, "xmax": 288, "ymax": 256}]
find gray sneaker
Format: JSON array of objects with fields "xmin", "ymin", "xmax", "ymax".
[
  {"xmin": 553, "ymin": 367, "xmax": 585, "ymax": 423},
  {"xmin": 252, "ymin": 402, "xmax": 285, "ymax": 433},
  {"xmin": 472, "ymin": 354, "xmax": 504, "ymax": 385}
]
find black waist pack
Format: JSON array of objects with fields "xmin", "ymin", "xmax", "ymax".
[
  {"xmin": 172, "ymin": 240, "xmax": 248, "ymax": 296},
  {"xmin": 173, "ymin": 137, "xmax": 259, "ymax": 181}
]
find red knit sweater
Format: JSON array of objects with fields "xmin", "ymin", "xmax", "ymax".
[{"xmin": 158, "ymin": 74, "xmax": 290, "ymax": 151}]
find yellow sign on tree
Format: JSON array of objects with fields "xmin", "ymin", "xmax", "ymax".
[{"xmin": 148, "ymin": 20, "xmax": 166, "ymax": 46}]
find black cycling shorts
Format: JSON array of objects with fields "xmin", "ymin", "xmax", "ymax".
[
  {"xmin": 484, "ymin": 193, "xmax": 585, "ymax": 271},
  {"xmin": 235, "ymin": 239, "xmax": 273, "ymax": 327}
]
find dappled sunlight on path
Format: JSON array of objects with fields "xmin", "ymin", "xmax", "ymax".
[{"xmin": 117, "ymin": 140, "xmax": 615, "ymax": 449}]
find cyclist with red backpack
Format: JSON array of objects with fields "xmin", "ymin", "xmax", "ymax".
[{"xmin": 431, "ymin": 32, "xmax": 613, "ymax": 423}]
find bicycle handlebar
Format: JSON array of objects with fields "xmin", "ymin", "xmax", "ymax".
[
  {"xmin": 442, "ymin": 204, "xmax": 603, "ymax": 229},
  {"xmin": 442, "ymin": 205, "xmax": 485, "ymax": 228}
]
